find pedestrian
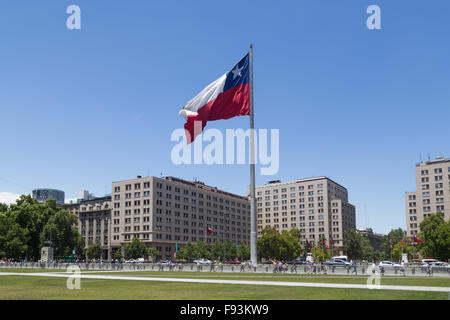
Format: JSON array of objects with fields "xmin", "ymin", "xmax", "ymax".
[
  {"xmin": 371, "ymin": 260, "xmax": 376, "ymax": 274},
  {"xmin": 352, "ymin": 260, "xmax": 357, "ymax": 275},
  {"xmin": 273, "ymin": 260, "xmax": 278, "ymax": 273},
  {"xmin": 401, "ymin": 260, "xmax": 405, "ymax": 276},
  {"xmin": 240, "ymin": 261, "xmax": 245, "ymax": 273}
]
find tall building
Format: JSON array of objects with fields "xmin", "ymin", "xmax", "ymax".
[
  {"xmin": 405, "ymin": 157, "xmax": 450, "ymax": 237},
  {"xmin": 32, "ymin": 188, "xmax": 65, "ymax": 205},
  {"xmin": 255, "ymin": 177, "xmax": 356, "ymax": 254},
  {"xmin": 110, "ymin": 176, "xmax": 251, "ymax": 260},
  {"xmin": 64, "ymin": 196, "xmax": 112, "ymax": 259}
]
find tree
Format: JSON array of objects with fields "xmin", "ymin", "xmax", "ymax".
[
  {"xmin": 124, "ymin": 237, "xmax": 148, "ymax": 259},
  {"xmin": 86, "ymin": 243, "xmax": 102, "ymax": 260},
  {"xmin": 418, "ymin": 212, "xmax": 450, "ymax": 261},
  {"xmin": 344, "ymin": 230, "xmax": 362, "ymax": 260},
  {"xmin": 237, "ymin": 242, "xmax": 250, "ymax": 261},
  {"xmin": 177, "ymin": 241, "xmax": 196, "ymax": 259},
  {"xmin": 223, "ymin": 239, "xmax": 238, "ymax": 260},
  {"xmin": 279, "ymin": 229, "xmax": 302, "ymax": 261},
  {"xmin": 40, "ymin": 207, "xmax": 84, "ymax": 258},
  {"xmin": 381, "ymin": 228, "xmax": 406, "ymax": 259},
  {"xmin": 114, "ymin": 247, "xmax": 123, "ymax": 261},
  {"xmin": 194, "ymin": 240, "xmax": 209, "ymax": 259},
  {"xmin": 211, "ymin": 241, "xmax": 225, "ymax": 260},
  {"xmin": 0, "ymin": 213, "xmax": 28, "ymax": 259},
  {"xmin": 312, "ymin": 247, "xmax": 331, "ymax": 262},
  {"xmin": 146, "ymin": 247, "xmax": 159, "ymax": 262},
  {"xmin": 257, "ymin": 227, "xmax": 283, "ymax": 261}
]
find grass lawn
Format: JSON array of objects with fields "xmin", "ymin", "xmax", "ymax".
[{"xmin": 0, "ymin": 271, "xmax": 448, "ymax": 300}]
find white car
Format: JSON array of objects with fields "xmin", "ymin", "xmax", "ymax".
[
  {"xmin": 194, "ymin": 259, "xmax": 212, "ymax": 264},
  {"xmin": 378, "ymin": 261, "xmax": 401, "ymax": 269}
]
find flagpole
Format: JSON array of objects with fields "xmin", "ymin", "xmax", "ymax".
[{"xmin": 249, "ymin": 44, "xmax": 257, "ymax": 266}]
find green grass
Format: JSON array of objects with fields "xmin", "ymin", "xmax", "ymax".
[
  {"xmin": 82, "ymin": 271, "xmax": 450, "ymax": 287},
  {"xmin": 0, "ymin": 271, "xmax": 448, "ymax": 300}
]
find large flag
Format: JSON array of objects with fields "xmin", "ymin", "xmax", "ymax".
[
  {"xmin": 179, "ymin": 54, "xmax": 250, "ymax": 143},
  {"xmin": 413, "ymin": 236, "xmax": 423, "ymax": 244}
]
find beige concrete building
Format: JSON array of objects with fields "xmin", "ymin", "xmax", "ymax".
[
  {"xmin": 64, "ymin": 196, "xmax": 112, "ymax": 259},
  {"xmin": 111, "ymin": 176, "xmax": 250, "ymax": 259},
  {"xmin": 405, "ymin": 157, "xmax": 450, "ymax": 237},
  {"xmin": 255, "ymin": 177, "xmax": 356, "ymax": 254}
]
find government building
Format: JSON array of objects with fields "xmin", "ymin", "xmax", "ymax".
[
  {"xmin": 255, "ymin": 177, "xmax": 356, "ymax": 254},
  {"xmin": 110, "ymin": 176, "xmax": 250, "ymax": 260},
  {"xmin": 405, "ymin": 156, "xmax": 450, "ymax": 237}
]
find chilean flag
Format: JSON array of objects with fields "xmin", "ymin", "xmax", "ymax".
[
  {"xmin": 179, "ymin": 54, "xmax": 250, "ymax": 143},
  {"xmin": 206, "ymin": 226, "xmax": 214, "ymax": 234},
  {"xmin": 413, "ymin": 236, "xmax": 423, "ymax": 244}
]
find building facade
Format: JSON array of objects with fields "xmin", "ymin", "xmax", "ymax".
[
  {"xmin": 110, "ymin": 176, "xmax": 251, "ymax": 260},
  {"xmin": 356, "ymin": 228, "xmax": 384, "ymax": 252},
  {"xmin": 405, "ymin": 157, "xmax": 450, "ymax": 237},
  {"xmin": 64, "ymin": 196, "xmax": 112, "ymax": 259},
  {"xmin": 255, "ymin": 177, "xmax": 356, "ymax": 254},
  {"xmin": 32, "ymin": 188, "xmax": 65, "ymax": 205}
]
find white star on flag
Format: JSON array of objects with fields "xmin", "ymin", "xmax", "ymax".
[{"xmin": 232, "ymin": 64, "xmax": 243, "ymax": 79}]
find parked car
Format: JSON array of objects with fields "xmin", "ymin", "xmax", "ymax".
[
  {"xmin": 378, "ymin": 261, "xmax": 401, "ymax": 269},
  {"xmin": 324, "ymin": 259, "xmax": 350, "ymax": 266},
  {"xmin": 286, "ymin": 259, "xmax": 305, "ymax": 265},
  {"xmin": 193, "ymin": 259, "xmax": 212, "ymax": 264},
  {"xmin": 420, "ymin": 261, "xmax": 449, "ymax": 272}
]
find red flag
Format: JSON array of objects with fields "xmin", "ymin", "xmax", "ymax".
[
  {"xmin": 401, "ymin": 239, "xmax": 404, "ymax": 249},
  {"xmin": 330, "ymin": 238, "xmax": 334, "ymax": 248},
  {"xmin": 322, "ymin": 239, "xmax": 328, "ymax": 249},
  {"xmin": 306, "ymin": 240, "xmax": 312, "ymax": 248},
  {"xmin": 389, "ymin": 239, "xmax": 392, "ymax": 250},
  {"xmin": 179, "ymin": 54, "xmax": 250, "ymax": 144},
  {"xmin": 206, "ymin": 226, "xmax": 214, "ymax": 233},
  {"xmin": 413, "ymin": 236, "xmax": 423, "ymax": 244}
]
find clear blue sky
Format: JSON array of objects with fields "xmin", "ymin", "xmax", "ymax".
[{"xmin": 1, "ymin": 1, "xmax": 449, "ymax": 234}]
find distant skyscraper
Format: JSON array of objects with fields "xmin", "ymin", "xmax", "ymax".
[{"xmin": 32, "ymin": 188, "xmax": 65, "ymax": 205}]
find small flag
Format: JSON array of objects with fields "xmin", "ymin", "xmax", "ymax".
[
  {"xmin": 322, "ymin": 239, "xmax": 328, "ymax": 249},
  {"xmin": 413, "ymin": 236, "xmax": 423, "ymax": 244},
  {"xmin": 390, "ymin": 239, "xmax": 392, "ymax": 250},
  {"xmin": 330, "ymin": 239, "xmax": 334, "ymax": 248},
  {"xmin": 206, "ymin": 226, "xmax": 214, "ymax": 233},
  {"xmin": 179, "ymin": 54, "xmax": 250, "ymax": 143},
  {"xmin": 401, "ymin": 239, "xmax": 404, "ymax": 249},
  {"xmin": 306, "ymin": 240, "xmax": 312, "ymax": 249}
]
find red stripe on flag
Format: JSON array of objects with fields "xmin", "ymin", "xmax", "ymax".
[{"xmin": 184, "ymin": 84, "xmax": 250, "ymax": 143}]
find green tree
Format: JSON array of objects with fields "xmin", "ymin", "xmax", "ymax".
[
  {"xmin": 380, "ymin": 228, "xmax": 406, "ymax": 259},
  {"xmin": 344, "ymin": 230, "xmax": 362, "ymax": 260},
  {"xmin": 312, "ymin": 247, "xmax": 331, "ymax": 262},
  {"xmin": 40, "ymin": 207, "xmax": 84, "ymax": 258},
  {"xmin": 177, "ymin": 241, "xmax": 196, "ymax": 259},
  {"xmin": 418, "ymin": 212, "xmax": 450, "ymax": 261},
  {"xmin": 194, "ymin": 240, "xmax": 210, "ymax": 259},
  {"xmin": 211, "ymin": 241, "xmax": 225, "ymax": 260},
  {"xmin": 86, "ymin": 243, "xmax": 102, "ymax": 260},
  {"xmin": 114, "ymin": 247, "xmax": 123, "ymax": 261},
  {"xmin": 223, "ymin": 239, "xmax": 238, "ymax": 260},
  {"xmin": 279, "ymin": 229, "xmax": 302, "ymax": 261},
  {"xmin": 124, "ymin": 237, "xmax": 148, "ymax": 259},
  {"xmin": 146, "ymin": 247, "xmax": 159, "ymax": 262},
  {"xmin": 237, "ymin": 242, "xmax": 250, "ymax": 261},
  {"xmin": 0, "ymin": 213, "xmax": 28, "ymax": 259},
  {"xmin": 257, "ymin": 227, "xmax": 283, "ymax": 261}
]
